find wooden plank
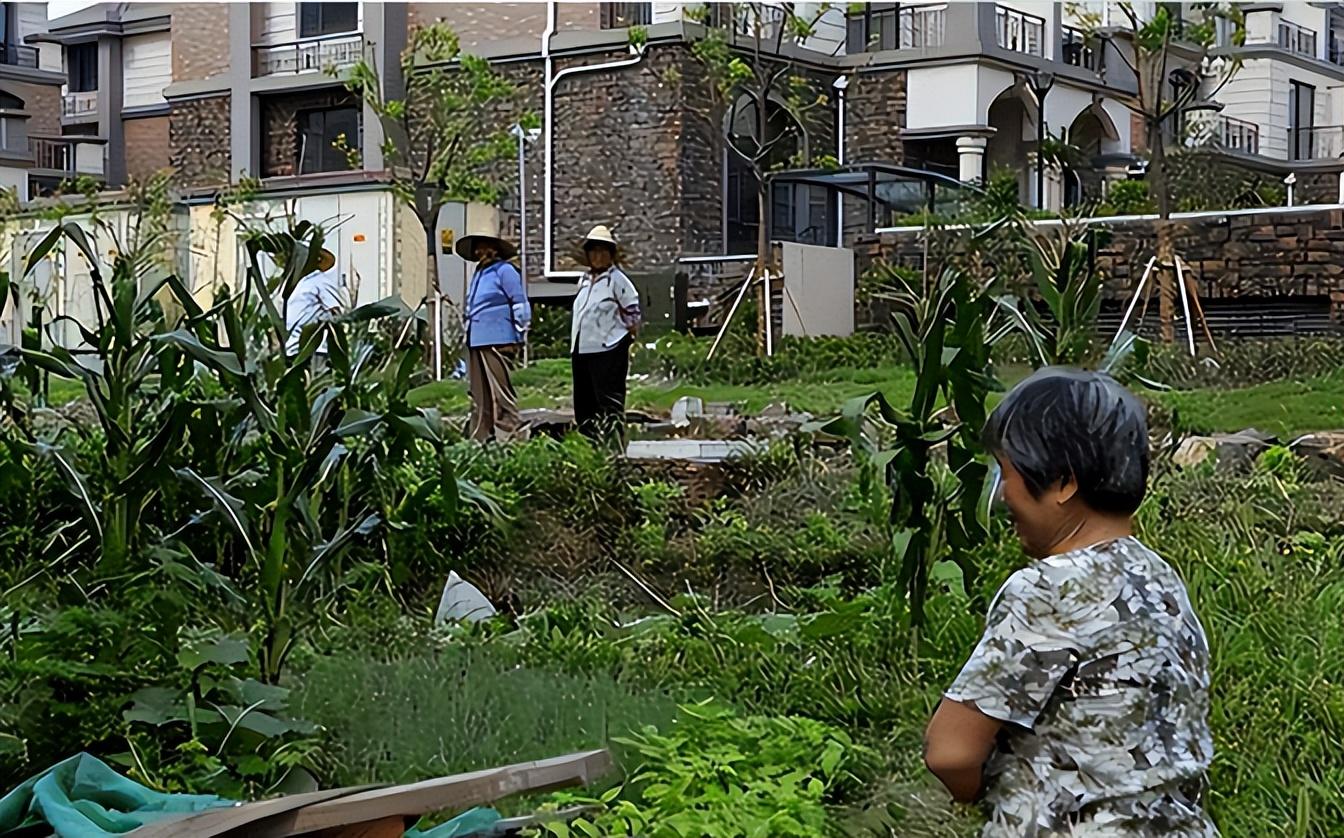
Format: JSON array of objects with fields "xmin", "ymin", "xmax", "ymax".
[
  {"xmin": 310, "ymin": 815, "xmax": 408, "ymax": 838},
  {"xmin": 126, "ymin": 786, "xmax": 383, "ymax": 838},
  {"xmin": 241, "ymin": 750, "xmax": 612, "ymax": 838}
]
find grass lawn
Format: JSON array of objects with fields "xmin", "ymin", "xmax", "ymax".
[
  {"xmin": 1152, "ymin": 370, "xmax": 1344, "ymax": 439},
  {"xmin": 410, "ymin": 359, "xmax": 1344, "ymax": 439}
]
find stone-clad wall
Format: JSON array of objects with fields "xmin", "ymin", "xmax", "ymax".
[
  {"xmin": 169, "ymin": 96, "xmax": 231, "ymax": 188},
  {"xmin": 1099, "ymin": 210, "xmax": 1344, "ymax": 300},
  {"xmin": 857, "ymin": 207, "xmax": 1344, "ymax": 303}
]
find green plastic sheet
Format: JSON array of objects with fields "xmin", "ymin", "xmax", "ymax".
[{"xmin": 0, "ymin": 754, "xmax": 500, "ymax": 837}]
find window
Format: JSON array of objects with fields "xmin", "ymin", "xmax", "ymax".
[
  {"xmin": 298, "ymin": 3, "xmax": 358, "ymax": 38},
  {"xmin": 67, "ymin": 43, "xmax": 97, "ymax": 93},
  {"xmin": 599, "ymin": 2, "xmax": 651, "ymax": 29},
  {"xmin": 847, "ymin": 3, "xmax": 945, "ymax": 52},
  {"xmin": 1290, "ymin": 80, "xmax": 1316, "ymax": 159},
  {"xmin": 297, "ymin": 105, "xmax": 360, "ymax": 174}
]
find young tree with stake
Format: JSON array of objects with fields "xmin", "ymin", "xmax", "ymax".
[{"xmin": 1079, "ymin": 2, "xmax": 1243, "ymax": 343}]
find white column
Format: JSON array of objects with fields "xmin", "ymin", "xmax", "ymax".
[{"xmin": 956, "ymin": 136, "xmax": 987, "ymax": 184}]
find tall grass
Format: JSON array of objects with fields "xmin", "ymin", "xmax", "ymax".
[{"xmin": 290, "ymin": 644, "xmax": 676, "ymax": 788}]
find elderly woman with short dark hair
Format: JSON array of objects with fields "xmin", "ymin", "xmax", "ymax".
[{"xmin": 924, "ymin": 369, "xmax": 1217, "ymax": 837}]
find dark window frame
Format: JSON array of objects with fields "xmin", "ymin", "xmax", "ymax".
[
  {"xmin": 296, "ymin": 104, "xmax": 362, "ymax": 175},
  {"xmin": 1290, "ymin": 79, "xmax": 1316, "ymax": 159},
  {"xmin": 67, "ymin": 42, "xmax": 98, "ymax": 93},
  {"xmin": 298, "ymin": 2, "xmax": 359, "ymax": 38}
]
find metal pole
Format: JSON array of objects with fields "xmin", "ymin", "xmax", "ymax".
[
  {"xmin": 762, "ymin": 268, "xmax": 773, "ymax": 357},
  {"xmin": 517, "ymin": 127, "xmax": 527, "ymax": 282},
  {"xmin": 1036, "ymin": 95, "xmax": 1046, "ymax": 209},
  {"xmin": 432, "ymin": 295, "xmax": 443, "ymax": 381}
]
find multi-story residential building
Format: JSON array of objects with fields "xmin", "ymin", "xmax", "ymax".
[
  {"xmin": 1204, "ymin": 2, "xmax": 1344, "ymax": 200},
  {"xmin": 0, "ymin": 2, "xmax": 67, "ymax": 200},
  {"xmin": 24, "ymin": 2, "xmax": 1152, "ymax": 282},
  {"xmin": 26, "ymin": 1, "xmax": 170, "ymax": 191}
]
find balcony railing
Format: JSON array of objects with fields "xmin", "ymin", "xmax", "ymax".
[
  {"xmin": 1330, "ymin": 33, "xmax": 1344, "ymax": 65},
  {"xmin": 899, "ymin": 4, "xmax": 946, "ymax": 49},
  {"xmin": 0, "ymin": 43, "xmax": 38, "ymax": 68},
  {"xmin": 61, "ymin": 90, "xmax": 98, "ymax": 119},
  {"xmin": 1290, "ymin": 126, "xmax": 1344, "ymax": 160},
  {"xmin": 996, "ymin": 5, "xmax": 1045, "ymax": 57},
  {"xmin": 253, "ymin": 33, "xmax": 364, "ymax": 76},
  {"xmin": 1216, "ymin": 115, "xmax": 1260, "ymax": 155},
  {"xmin": 29, "ymin": 135, "xmax": 107, "ymax": 177},
  {"xmin": 1062, "ymin": 24, "xmax": 1099, "ymax": 70},
  {"xmin": 1278, "ymin": 20, "xmax": 1318, "ymax": 58}
]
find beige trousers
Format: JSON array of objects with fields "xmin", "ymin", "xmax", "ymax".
[{"xmin": 467, "ymin": 345, "xmax": 527, "ymax": 443}]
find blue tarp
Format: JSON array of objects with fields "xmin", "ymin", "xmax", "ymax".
[{"xmin": 0, "ymin": 754, "xmax": 500, "ymax": 837}]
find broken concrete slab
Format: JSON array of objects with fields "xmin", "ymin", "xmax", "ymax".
[
  {"xmin": 1172, "ymin": 428, "xmax": 1278, "ymax": 470},
  {"xmin": 625, "ymin": 439, "xmax": 760, "ymax": 463}
]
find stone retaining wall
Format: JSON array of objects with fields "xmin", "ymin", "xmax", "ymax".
[{"xmin": 856, "ymin": 206, "xmax": 1344, "ymax": 306}]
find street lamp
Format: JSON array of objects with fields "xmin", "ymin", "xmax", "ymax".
[
  {"xmin": 510, "ymin": 123, "xmax": 542, "ymax": 283},
  {"xmin": 1027, "ymin": 70, "xmax": 1055, "ymax": 210}
]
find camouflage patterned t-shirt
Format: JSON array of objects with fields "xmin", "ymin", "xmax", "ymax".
[{"xmin": 946, "ymin": 537, "xmax": 1217, "ymax": 837}]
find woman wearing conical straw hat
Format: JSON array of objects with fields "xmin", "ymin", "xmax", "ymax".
[
  {"xmin": 570, "ymin": 225, "xmax": 641, "ymax": 441},
  {"xmin": 457, "ymin": 216, "xmax": 530, "ymax": 443}
]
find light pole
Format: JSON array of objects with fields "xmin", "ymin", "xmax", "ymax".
[
  {"xmin": 1027, "ymin": 70, "xmax": 1055, "ymax": 210},
  {"xmin": 510, "ymin": 123, "xmax": 542, "ymax": 282}
]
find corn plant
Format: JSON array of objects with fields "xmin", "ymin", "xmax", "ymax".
[
  {"xmin": 811, "ymin": 265, "xmax": 1004, "ymax": 626},
  {"xmin": 995, "ymin": 221, "xmax": 1109, "ymax": 368}
]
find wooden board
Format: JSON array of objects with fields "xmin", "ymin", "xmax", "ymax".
[
  {"xmin": 254, "ymin": 750, "xmax": 611, "ymax": 837},
  {"xmin": 127, "ymin": 787, "xmax": 383, "ymax": 838},
  {"xmin": 126, "ymin": 749, "xmax": 611, "ymax": 838}
]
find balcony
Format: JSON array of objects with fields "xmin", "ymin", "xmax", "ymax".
[
  {"xmin": 846, "ymin": 3, "xmax": 946, "ymax": 52},
  {"xmin": 899, "ymin": 4, "xmax": 946, "ymax": 49},
  {"xmin": 0, "ymin": 43, "xmax": 38, "ymax": 69},
  {"xmin": 61, "ymin": 90, "xmax": 98, "ymax": 120},
  {"xmin": 29, "ymin": 135, "xmax": 107, "ymax": 178},
  {"xmin": 1290, "ymin": 126, "xmax": 1344, "ymax": 160},
  {"xmin": 996, "ymin": 5, "xmax": 1045, "ymax": 57},
  {"xmin": 253, "ymin": 33, "xmax": 364, "ymax": 77},
  {"xmin": 1278, "ymin": 20, "xmax": 1318, "ymax": 58},
  {"xmin": 1062, "ymin": 24, "xmax": 1099, "ymax": 70},
  {"xmin": 1216, "ymin": 115, "xmax": 1260, "ymax": 156}
]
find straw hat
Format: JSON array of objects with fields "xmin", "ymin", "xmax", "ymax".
[
  {"xmin": 315, "ymin": 248, "xmax": 336, "ymax": 273},
  {"xmin": 454, "ymin": 208, "xmax": 517, "ymax": 261},
  {"xmin": 579, "ymin": 225, "xmax": 618, "ymax": 265}
]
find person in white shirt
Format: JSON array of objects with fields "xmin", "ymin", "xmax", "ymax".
[
  {"xmin": 284, "ymin": 248, "xmax": 348, "ymax": 357},
  {"xmin": 570, "ymin": 225, "xmax": 641, "ymax": 439}
]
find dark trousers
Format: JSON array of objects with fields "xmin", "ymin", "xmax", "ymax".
[{"xmin": 572, "ymin": 336, "xmax": 630, "ymax": 440}]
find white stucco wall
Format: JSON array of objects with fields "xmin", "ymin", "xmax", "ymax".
[
  {"xmin": 1218, "ymin": 56, "xmax": 1343, "ymax": 160},
  {"xmin": 906, "ymin": 64, "xmax": 986, "ymax": 129}
]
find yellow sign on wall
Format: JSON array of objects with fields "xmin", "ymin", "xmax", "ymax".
[{"xmin": 440, "ymin": 228, "xmax": 454, "ymax": 254}]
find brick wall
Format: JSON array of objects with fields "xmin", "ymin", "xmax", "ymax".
[
  {"xmin": 172, "ymin": 4, "xmax": 230, "ymax": 81},
  {"xmin": 858, "ymin": 207, "xmax": 1344, "ymax": 303},
  {"xmin": 477, "ymin": 44, "xmax": 732, "ymax": 281},
  {"xmin": 846, "ymin": 69, "xmax": 904, "ymax": 164},
  {"xmin": 169, "ymin": 95, "xmax": 230, "ymax": 188},
  {"xmin": 15, "ymin": 82, "xmax": 60, "ymax": 138},
  {"xmin": 124, "ymin": 115, "xmax": 171, "ymax": 183},
  {"xmin": 259, "ymin": 88, "xmax": 360, "ymax": 179}
]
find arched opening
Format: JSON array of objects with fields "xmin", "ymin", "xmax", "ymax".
[
  {"xmin": 1064, "ymin": 105, "xmax": 1120, "ymax": 206},
  {"xmin": 0, "ymin": 91, "xmax": 24, "ymax": 111},
  {"xmin": 985, "ymin": 87, "xmax": 1033, "ymax": 201},
  {"xmin": 722, "ymin": 96, "xmax": 823, "ymax": 253}
]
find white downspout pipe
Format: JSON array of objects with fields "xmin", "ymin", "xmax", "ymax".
[
  {"xmin": 543, "ymin": 2, "xmax": 646, "ymax": 278},
  {"xmin": 832, "ymin": 75, "xmax": 849, "ymax": 247}
]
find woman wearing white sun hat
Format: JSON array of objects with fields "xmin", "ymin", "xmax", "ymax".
[{"xmin": 570, "ymin": 225, "xmax": 641, "ymax": 440}]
